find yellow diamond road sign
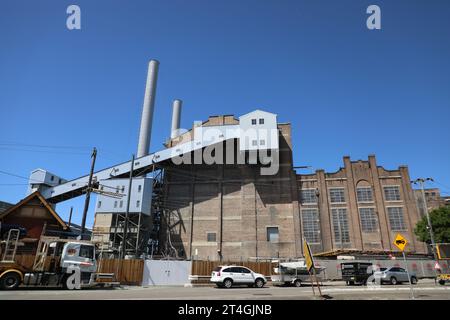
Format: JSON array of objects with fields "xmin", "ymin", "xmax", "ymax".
[{"xmin": 393, "ymin": 233, "xmax": 408, "ymax": 251}]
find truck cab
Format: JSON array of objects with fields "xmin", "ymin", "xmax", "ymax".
[
  {"xmin": 0, "ymin": 235, "xmax": 111, "ymax": 290},
  {"xmin": 341, "ymin": 262, "xmax": 374, "ymax": 285}
]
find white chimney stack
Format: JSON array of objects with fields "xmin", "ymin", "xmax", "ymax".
[
  {"xmin": 137, "ymin": 59, "xmax": 159, "ymax": 158},
  {"xmin": 170, "ymin": 99, "xmax": 182, "ymax": 139}
]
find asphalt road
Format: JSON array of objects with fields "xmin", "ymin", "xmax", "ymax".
[{"xmin": 1, "ymin": 279, "xmax": 449, "ymax": 300}]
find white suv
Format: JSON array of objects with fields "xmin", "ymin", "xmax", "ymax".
[{"xmin": 210, "ymin": 266, "xmax": 266, "ymax": 288}]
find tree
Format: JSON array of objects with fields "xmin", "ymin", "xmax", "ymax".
[{"xmin": 414, "ymin": 206, "xmax": 450, "ymax": 244}]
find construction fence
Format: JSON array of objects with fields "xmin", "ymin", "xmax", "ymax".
[{"xmin": 12, "ymin": 255, "xmax": 144, "ymax": 285}]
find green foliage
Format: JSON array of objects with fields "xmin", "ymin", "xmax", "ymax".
[{"xmin": 414, "ymin": 206, "xmax": 450, "ymax": 243}]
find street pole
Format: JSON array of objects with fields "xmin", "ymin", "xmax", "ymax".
[
  {"xmin": 402, "ymin": 251, "xmax": 415, "ymax": 299},
  {"xmin": 80, "ymin": 147, "xmax": 97, "ymax": 239},
  {"xmin": 121, "ymin": 154, "xmax": 135, "ymax": 259},
  {"xmin": 413, "ymin": 178, "xmax": 437, "ymax": 260}
]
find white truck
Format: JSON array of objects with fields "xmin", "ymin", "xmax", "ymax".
[{"xmin": 0, "ymin": 229, "xmax": 117, "ymax": 290}]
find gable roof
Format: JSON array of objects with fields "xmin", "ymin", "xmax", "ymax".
[
  {"xmin": 239, "ymin": 109, "xmax": 277, "ymax": 119},
  {"xmin": 0, "ymin": 191, "xmax": 69, "ymax": 230}
]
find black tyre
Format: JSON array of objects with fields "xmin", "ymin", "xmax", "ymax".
[
  {"xmin": 294, "ymin": 279, "xmax": 302, "ymax": 287},
  {"xmin": 255, "ymin": 278, "xmax": 264, "ymax": 288},
  {"xmin": 411, "ymin": 276, "xmax": 417, "ymax": 285},
  {"xmin": 390, "ymin": 277, "xmax": 397, "ymax": 285},
  {"xmin": 223, "ymin": 278, "xmax": 233, "ymax": 289},
  {"xmin": 438, "ymin": 280, "xmax": 446, "ymax": 286},
  {"xmin": 0, "ymin": 272, "xmax": 21, "ymax": 290},
  {"xmin": 348, "ymin": 281, "xmax": 355, "ymax": 286}
]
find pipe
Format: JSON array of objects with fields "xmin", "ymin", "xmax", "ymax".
[
  {"xmin": 170, "ymin": 99, "xmax": 182, "ymax": 139},
  {"xmin": 137, "ymin": 59, "xmax": 159, "ymax": 158}
]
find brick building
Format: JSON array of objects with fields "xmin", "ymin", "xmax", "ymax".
[{"xmin": 157, "ymin": 111, "xmax": 427, "ymax": 260}]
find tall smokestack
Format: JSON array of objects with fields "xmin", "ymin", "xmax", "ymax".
[
  {"xmin": 170, "ymin": 99, "xmax": 182, "ymax": 139},
  {"xmin": 137, "ymin": 59, "xmax": 159, "ymax": 158}
]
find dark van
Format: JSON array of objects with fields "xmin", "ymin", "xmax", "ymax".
[{"xmin": 341, "ymin": 262, "xmax": 374, "ymax": 285}]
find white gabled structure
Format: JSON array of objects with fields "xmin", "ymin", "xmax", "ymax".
[{"xmin": 239, "ymin": 110, "xmax": 279, "ymax": 151}]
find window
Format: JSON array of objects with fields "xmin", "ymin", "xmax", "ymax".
[
  {"xmin": 50, "ymin": 175, "xmax": 54, "ymax": 181},
  {"xmin": 207, "ymin": 232, "xmax": 216, "ymax": 242},
  {"xmin": 359, "ymin": 208, "xmax": 378, "ymax": 232},
  {"xmin": 301, "ymin": 209, "xmax": 321, "ymax": 243},
  {"xmin": 331, "ymin": 208, "xmax": 350, "ymax": 243},
  {"xmin": 384, "ymin": 186, "xmax": 401, "ymax": 201},
  {"xmin": 119, "ymin": 200, "xmax": 123, "ymax": 208},
  {"xmin": 136, "ymin": 200, "xmax": 140, "ymax": 208},
  {"xmin": 387, "ymin": 207, "xmax": 406, "ymax": 231},
  {"xmin": 121, "ymin": 186, "xmax": 125, "ymax": 193},
  {"xmin": 116, "ymin": 186, "xmax": 120, "ymax": 193},
  {"xmin": 329, "ymin": 188, "xmax": 346, "ymax": 203},
  {"xmin": 266, "ymin": 227, "xmax": 279, "ymax": 242},
  {"xmin": 114, "ymin": 201, "xmax": 117, "ymax": 208},
  {"xmin": 259, "ymin": 118, "xmax": 264, "ymax": 125},
  {"xmin": 79, "ymin": 245, "xmax": 94, "ymax": 259},
  {"xmin": 300, "ymin": 189, "xmax": 317, "ymax": 204},
  {"xmin": 239, "ymin": 267, "xmax": 251, "ymax": 273},
  {"xmin": 97, "ymin": 201, "xmax": 102, "ymax": 209},
  {"xmin": 260, "ymin": 139, "xmax": 265, "ymax": 146},
  {"xmin": 251, "ymin": 119, "xmax": 257, "ymax": 125},
  {"xmin": 357, "ymin": 187, "xmax": 373, "ymax": 202},
  {"xmin": 252, "ymin": 140, "xmax": 258, "ymax": 146},
  {"xmin": 138, "ymin": 185, "xmax": 142, "ymax": 193}
]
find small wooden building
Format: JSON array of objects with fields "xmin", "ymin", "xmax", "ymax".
[{"xmin": 0, "ymin": 191, "xmax": 70, "ymax": 254}]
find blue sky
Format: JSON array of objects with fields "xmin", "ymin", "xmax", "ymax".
[{"xmin": 0, "ymin": 0, "xmax": 449, "ymax": 227}]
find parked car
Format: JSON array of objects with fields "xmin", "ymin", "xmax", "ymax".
[
  {"xmin": 210, "ymin": 266, "xmax": 266, "ymax": 288},
  {"xmin": 373, "ymin": 267, "xmax": 418, "ymax": 285},
  {"xmin": 341, "ymin": 262, "xmax": 374, "ymax": 285}
]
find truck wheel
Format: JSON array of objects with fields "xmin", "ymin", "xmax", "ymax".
[
  {"xmin": 0, "ymin": 272, "xmax": 21, "ymax": 290},
  {"xmin": 294, "ymin": 279, "xmax": 302, "ymax": 287}
]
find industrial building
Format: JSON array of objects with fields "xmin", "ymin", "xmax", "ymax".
[{"xmin": 17, "ymin": 59, "xmax": 440, "ymax": 261}]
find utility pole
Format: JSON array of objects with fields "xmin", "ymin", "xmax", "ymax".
[
  {"xmin": 413, "ymin": 178, "xmax": 437, "ymax": 260},
  {"xmin": 121, "ymin": 154, "xmax": 135, "ymax": 259},
  {"xmin": 68, "ymin": 206, "xmax": 73, "ymax": 228},
  {"xmin": 80, "ymin": 147, "xmax": 97, "ymax": 239}
]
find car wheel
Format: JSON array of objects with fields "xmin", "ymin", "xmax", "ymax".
[
  {"xmin": 348, "ymin": 281, "xmax": 354, "ymax": 286},
  {"xmin": 438, "ymin": 280, "xmax": 445, "ymax": 286},
  {"xmin": 411, "ymin": 277, "xmax": 417, "ymax": 285},
  {"xmin": 390, "ymin": 277, "xmax": 397, "ymax": 285},
  {"xmin": 223, "ymin": 278, "xmax": 233, "ymax": 289},
  {"xmin": 294, "ymin": 280, "xmax": 302, "ymax": 287},
  {"xmin": 255, "ymin": 278, "xmax": 264, "ymax": 288},
  {"xmin": 0, "ymin": 272, "xmax": 21, "ymax": 290}
]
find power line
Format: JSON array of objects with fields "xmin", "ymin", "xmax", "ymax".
[
  {"xmin": 0, "ymin": 147, "xmax": 91, "ymax": 155},
  {"xmin": 0, "ymin": 141, "xmax": 91, "ymax": 150}
]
